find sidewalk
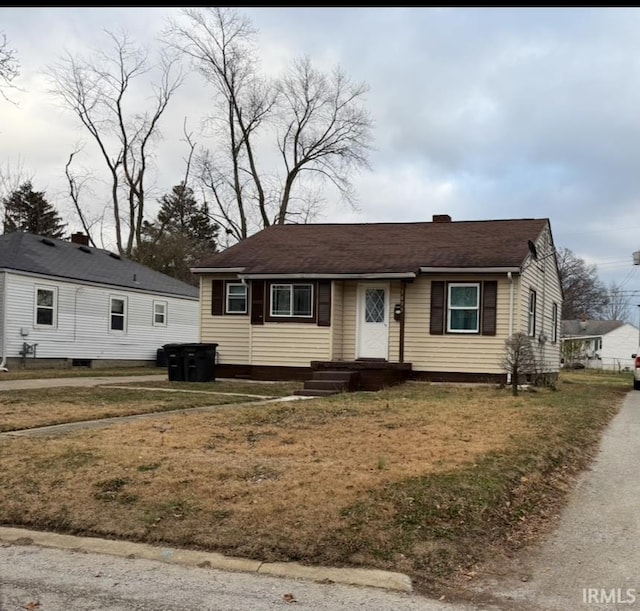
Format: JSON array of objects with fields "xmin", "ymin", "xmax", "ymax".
[{"xmin": 0, "ymin": 373, "xmax": 167, "ymax": 390}]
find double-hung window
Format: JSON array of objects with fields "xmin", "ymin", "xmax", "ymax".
[
  {"xmin": 551, "ymin": 302, "xmax": 558, "ymax": 343},
  {"xmin": 153, "ymin": 300, "xmax": 167, "ymax": 326},
  {"xmin": 447, "ymin": 283, "xmax": 479, "ymax": 333},
  {"xmin": 226, "ymin": 283, "xmax": 248, "ymax": 314},
  {"xmin": 270, "ymin": 283, "xmax": 313, "ymax": 318},
  {"xmin": 110, "ymin": 296, "xmax": 127, "ymax": 332},
  {"xmin": 35, "ymin": 286, "xmax": 57, "ymax": 327}
]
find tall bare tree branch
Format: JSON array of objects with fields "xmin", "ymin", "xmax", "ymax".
[{"xmin": 48, "ymin": 30, "xmax": 183, "ymax": 256}]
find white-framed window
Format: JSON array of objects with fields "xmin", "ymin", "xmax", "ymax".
[
  {"xmin": 226, "ymin": 283, "xmax": 247, "ymax": 314},
  {"xmin": 447, "ymin": 283, "xmax": 479, "ymax": 333},
  {"xmin": 35, "ymin": 285, "xmax": 57, "ymax": 328},
  {"xmin": 110, "ymin": 296, "xmax": 127, "ymax": 332},
  {"xmin": 270, "ymin": 283, "xmax": 313, "ymax": 318},
  {"xmin": 153, "ymin": 300, "xmax": 167, "ymax": 326},
  {"xmin": 528, "ymin": 290, "xmax": 537, "ymax": 337},
  {"xmin": 552, "ymin": 302, "xmax": 558, "ymax": 343}
]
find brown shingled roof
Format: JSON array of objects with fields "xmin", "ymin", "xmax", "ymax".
[{"xmin": 194, "ymin": 218, "xmax": 550, "ymax": 275}]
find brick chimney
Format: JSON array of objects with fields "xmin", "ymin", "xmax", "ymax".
[
  {"xmin": 432, "ymin": 214, "xmax": 452, "ymax": 223},
  {"xmin": 70, "ymin": 232, "xmax": 89, "ymax": 246}
]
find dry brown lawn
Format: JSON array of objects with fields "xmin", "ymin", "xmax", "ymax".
[
  {"xmin": 0, "ymin": 386, "xmax": 271, "ymax": 431},
  {"xmin": 0, "ymin": 373, "xmax": 628, "ymax": 595}
]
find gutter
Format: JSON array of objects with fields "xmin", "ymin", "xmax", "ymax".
[
  {"xmin": 420, "ymin": 266, "xmax": 521, "ymax": 274},
  {"xmin": 0, "ymin": 271, "xmax": 7, "ymax": 371},
  {"xmin": 238, "ymin": 272, "xmax": 418, "ymax": 280}
]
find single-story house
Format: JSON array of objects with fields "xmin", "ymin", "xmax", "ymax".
[
  {"xmin": 561, "ymin": 319, "xmax": 639, "ymax": 371},
  {"xmin": 191, "ymin": 214, "xmax": 562, "ymax": 391},
  {"xmin": 0, "ymin": 231, "xmax": 199, "ymax": 370}
]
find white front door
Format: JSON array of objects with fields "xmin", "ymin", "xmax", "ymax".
[{"xmin": 357, "ymin": 283, "xmax": 389, "ymax": 359}]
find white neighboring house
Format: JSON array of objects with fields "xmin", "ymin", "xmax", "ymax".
[
  {"xmin": 0, "ymin": 232, "xmax": 199, "ymax": 370},
  {"xmin": 561, "ymin": 319, "xmax": 639, "ymax": 371}
]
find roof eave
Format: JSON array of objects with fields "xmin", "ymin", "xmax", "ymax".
[{"xmin": 419, "ymin": 266, "xmax": 522, "ymax": 273}]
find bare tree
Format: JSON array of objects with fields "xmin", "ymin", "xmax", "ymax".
[
  {"xmin": 164, "ymin": 8, "xmax": 373, "ymax": 242},
  {"xmin": 501, "ymin": 332, "xmax": 538, "ymax": 397},
  {"xmin": 48, "ymin": 30, "xmax": 183, "ymax": 256},
  {"xmin": 556, "ymin": 247, "xmax": 608, "ymax": 320},
  {"xmin": 601, "ymin": 281, "xmax": 631, "ymax": 322},
  {"xmin": 0, "ymin": 32, "xmax": 20, "ymax": 103}
]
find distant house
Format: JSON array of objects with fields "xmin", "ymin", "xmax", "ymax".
[
  {"xmin": 191, "ymin": 215, "xmax": 563, "ymax": 390},
  {"xmin": 561, "ymin": 319, "xmax": 639, "ymax": 371},
  {"xmin": 0, "ymin": 232, "xmax": 199, "ymax": 370}
]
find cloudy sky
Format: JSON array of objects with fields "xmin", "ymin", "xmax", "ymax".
[{"xmin": 2, "ymin": 7, "xmax": 640, "ymax": 310}]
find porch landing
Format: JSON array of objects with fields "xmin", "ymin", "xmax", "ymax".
[{"xmin": 294, "ymin": 361, "xmax": 413, "ymax": 397}]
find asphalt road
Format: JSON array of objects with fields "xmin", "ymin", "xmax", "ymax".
[{"xmin": 0, "ymin": 543, "xmax": 483, "ymax": 611}]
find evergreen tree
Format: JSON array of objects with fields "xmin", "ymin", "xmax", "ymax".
[
  {"xmin": 3, "ymin": 181, "xmax": 67, "ymax": 238},
  {"xmin": 136, "ymin": 183, "xmax": 218, "ymax": 285}
]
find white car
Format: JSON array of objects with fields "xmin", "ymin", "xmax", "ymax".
[{"xmin": 633, "ymin": 352, "xmax": 640, "ymax": 390}]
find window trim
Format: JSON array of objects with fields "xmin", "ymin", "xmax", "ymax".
[
  {"xmin": 265, "ymin": 282, "xmax": 316, "ymax": 323},
  {"xmin": 225, "ymin": 282, "xmax": 248, "ymax": 315},
  {"xmin": 528, "ymin": 290, "xmax": 537, "ymax": 337},
  {"xmin": 109, "ymin": 295, "xmax": 127, "ymax": 333},
  {"xmin": 446, "ymin": 282, "xmax": 480, "ymax": 334},
  {"xmin": 153, "ymin": 300, "xmax": 167, "ymax": 327},
  {"xmin": 34, "ymin": 285, "xmax": 58, "ymax": 329}
]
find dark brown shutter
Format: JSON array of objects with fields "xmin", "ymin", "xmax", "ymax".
[
  {"xmin": 481, "ymin": 281, "xmax": 497, "ymax": 336},
  {"xmin": 211, "ymin": 280, "xmax": 224, "ymax": 316},
  {"xmin": 317, "ymin": 280, "xmax": 331, "ymax": 327},
  {"xmin": 430, "ymin": 281, "xmax": 445, "ymax": 335},
  {"xmin": 251, "ymin": 280, "xmax": 265, "ymax": 325}
]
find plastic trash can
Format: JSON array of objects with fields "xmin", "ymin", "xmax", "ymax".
[
  {"xmin": 163, "ymin": 343, "xmax": 185, "ymax": 381},
  {"xmin": 183, "ymin": 343, "xmax": 218, "ymax": 383}
]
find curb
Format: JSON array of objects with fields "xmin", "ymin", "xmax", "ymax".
[{"xmin": 0, "ymin": 526, "xmax": 413, "ymax": 593}]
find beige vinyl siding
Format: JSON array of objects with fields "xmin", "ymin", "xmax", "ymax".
[
  {"xmin": 518, "ymin": 228, "xmax": 563, "ymax": 372},
  {"xmin": 404, "ymin": 275, "xmax": 515, "ymax": 374},
  {"xmin": 199, "ymin": 275, "xmax": 250, "ymax": 364},
  {"xmin": 251, "ymin": 324, "xmax": 331, "ymax": 366},
  {"xmin": 340, "ymin": 282, "xmax": 358, "ymax": 361},
  {"xmin": 388, "ymin": 281, "xmax": 401, "ymax": 362},
  {"xmin": 331, "ymin": 281, "xmax": 344, "ymax": 360}
]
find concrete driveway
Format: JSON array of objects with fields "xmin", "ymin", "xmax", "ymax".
[{"xmin": 0, "ymin": 372, "xmax": 167, "ymax": 390}]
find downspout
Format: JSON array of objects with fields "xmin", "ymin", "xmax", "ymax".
[
  {"xmin": 507, "ymin": 271, "xmax": 514, "ymax": 384},
  {"xmin": 399, "ymin": 280, "xmax": 406, "ymax": 363},
  {"xmin": 0, "ymin": 271, "xmax": 7, "ymax": 371}
]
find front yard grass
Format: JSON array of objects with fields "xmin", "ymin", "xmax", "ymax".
[{"xmin": 0, "ymin": 370, "xmax": 628, "ymax": 596}]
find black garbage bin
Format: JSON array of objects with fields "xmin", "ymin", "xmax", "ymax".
[
  {"xmin": 163, "ymin": 343, "xmax": 185, "ymax": 381},
  {"xmin": 183, "ymin": 343, "xmax": 218, "ymax": 383},
  {"xmin": 156, "ymin": 347, "xmax": 167, "ymax": 368}
]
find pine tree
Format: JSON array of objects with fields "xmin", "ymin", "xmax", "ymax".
[
  {"xmin": 3, "ymin": 181, "xmax": 67, "ymax": 238},
  {"xmin": 136, "ymin": 183, "xmax": 218, "ymax": 285}
]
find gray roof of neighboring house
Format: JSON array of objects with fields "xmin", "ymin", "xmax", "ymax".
[
  {"xmin": 561, "ymin": 319, "xmax": 625, "ymax": 338},
  {"xmin": 0, "ymin": 232, "xmax": 198, "ymax": 299},
  {"xmin": 193, "ymin": 217, "xmax": 550, "ymax": 275}
]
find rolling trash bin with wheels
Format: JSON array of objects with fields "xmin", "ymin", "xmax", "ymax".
[
  {"xmin": 183, "ymin": 343, "xmax": 218, "ymax": 382},
  {"xmin": 163, "ymin": 343, "xmax": 186, "ymax": 381}
]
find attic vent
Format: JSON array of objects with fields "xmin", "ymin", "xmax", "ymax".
[
  {"xmin": 108, "ymin": 252, "xmax": 121, "ymax": 260},
  {"xmin": 432, "ymin": 214, "xmax": 452, "ymax": 223},
  {"xmin": 78, "ymin": 245, "xmax": 92, "ymax": 254},
  {"xmin": 41, "ymin": 238, "xmax": 56, "ymax": 247}
]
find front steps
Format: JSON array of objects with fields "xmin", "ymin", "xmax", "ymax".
[{"xmin": 294, "ymin": 370, "xmax": 358, "ymax": 397}]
